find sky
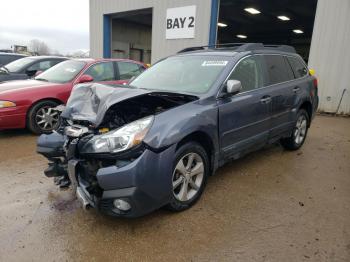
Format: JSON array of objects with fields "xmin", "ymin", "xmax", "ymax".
[{"xmin": 0, "ymin": 0, "xmax": 89, "ymax": 54}]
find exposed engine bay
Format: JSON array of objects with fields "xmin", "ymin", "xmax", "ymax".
[
  {"xmin": 60, "ymin": 83, "xmax": 198, "ymax": 128},
  {"xmin": 99, "ymin": 92, "xmax": 197, "ymax": 130}
]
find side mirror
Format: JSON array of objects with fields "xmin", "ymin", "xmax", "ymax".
[
  {"xmin": 34, "ymin": 71, "xmax": 43, "ymax": 77},
  {"xmin": 77, "ymin": 74, "xmax": 94, "ymax": 84},
  {"xmin": 226, "ymin": 79, "xmax": 242, "ymax": 95}
]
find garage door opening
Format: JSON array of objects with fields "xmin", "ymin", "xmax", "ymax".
[
  {"xmin": 110, "ymin": 8, "xmax": 152, "ymax": 64},
  {"xmin": 217, "ymin": 0, "xmax": 318, "ymax": 61}
]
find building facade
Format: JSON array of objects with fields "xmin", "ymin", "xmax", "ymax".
[{"xmin": 90, "ymin": 0, "xmax": 350, "ymax": 114}]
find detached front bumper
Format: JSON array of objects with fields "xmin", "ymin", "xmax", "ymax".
[{"xmin": 68, "ymin": 144, "xmax": 176, "ymax": 217}]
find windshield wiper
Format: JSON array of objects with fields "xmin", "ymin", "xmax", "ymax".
[{"xmin": 35, "ymin": 78, "xmax": 49, "ymax": 82}]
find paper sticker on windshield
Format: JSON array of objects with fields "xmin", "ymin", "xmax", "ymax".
[
  {"xmin": 65, "ymin": 68, "xmax": 77, "ymax": 73},
  {"xmin": 202, "ymin": 61, "xmax": 228, "ymax": 66}
]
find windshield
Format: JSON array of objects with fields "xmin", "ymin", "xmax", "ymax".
[
  {"xmin": 35, "ymin": 60, "xmax": 86, "ymax": 83},
  {"xmin": 2, "ymin": 57, "xmax": 35, "ymax": 73},
  {"xmin": 130, "ymin": 56, "xmax": 229, "ymax": 94}
]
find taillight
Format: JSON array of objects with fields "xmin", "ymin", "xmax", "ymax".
[{"xmin": 311, "ymin": 78, "xmax": 318, "ymax": 97}]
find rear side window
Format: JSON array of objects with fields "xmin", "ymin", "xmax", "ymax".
[
  {"xmin": 287, "ymin": 56, "xmax": 308, "ymax": 78},
  {"xmin": 85, "ymin": 62, "xmax": 115, "ymax": 81},
  {"xmin": 117, "ymin": 62, "xmax": 144, "ymax": 80},
  {"xmin": 228, "ymin": 55, "xmax": 265, "ymax": 92},
  {"xmin": 28, "ymin": 60, "xmax": 52, "ymax": 71},
  {"xmin": 264, "ymin": 55, "xmax": 294, "ymax": 85}
]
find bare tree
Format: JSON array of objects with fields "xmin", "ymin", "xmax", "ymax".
[
  {"xmin": 29, "ymin": 39, "xmax": 50, "ymax": 55},
  {"xmin": 70, "ymin": 50, "xmax": 89, "ymax": 58},
  {"xmin": 51, "ymin": 49, "xmax": 63, "ymax": 56}
]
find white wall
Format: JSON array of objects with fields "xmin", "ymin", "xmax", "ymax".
[
  {"xmin": 90, "ymin": 0, "xmax": 212, "ymax": 63},
  {"xmin": 309, "ymin": 0, "xmax": 350, "ymax": 114}
]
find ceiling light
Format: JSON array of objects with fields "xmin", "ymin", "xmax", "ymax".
[
  {"xmin": 237, "ymin": 34, "xmax": 247, "ymax": 39},
  {"xmin": 217, "ymin": 22, "xmax": 227, "ymax": 27},
  {"xmin": 278, "ymin": 15, "xmax": 290, "ymax": 21},
  {"xmin": 293, "ymin": 29, "xmax": 304, "ymax": 34},
  {"xmin": 244, "ymin": 8, "xmax": 261, "ymax": 14}
]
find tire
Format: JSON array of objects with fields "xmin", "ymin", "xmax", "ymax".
[
  {"xmin": 166, "ymin": 142, "xmax": 209, "ymax": 212},
  {"xmin": 27, "ymin": 100, "xmax": 60, "ymax": 134},
  {"xmin": 280, "ymin": 109, "xmax": 309, "ymax": 150}
]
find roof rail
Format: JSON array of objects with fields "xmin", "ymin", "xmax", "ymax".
[
  {"xmin": 177, "ymin": 43, "xmax": 296, "ymax": 54},
  {"xmin": 263, "ymin": 44, "xmax": 296, "ymax": 53}
]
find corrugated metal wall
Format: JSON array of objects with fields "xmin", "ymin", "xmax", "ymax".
[
  {"xmin": 308, "ymin": 0, "xmax": 350, "ymax": 114},
  {"xmin": 90, "ymin": 0, "xmax": 212, "ymax": 63}
]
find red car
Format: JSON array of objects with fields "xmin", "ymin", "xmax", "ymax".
[{"xmin": 0, "ymin": 58, "xmax": 147, "ymax": 134}]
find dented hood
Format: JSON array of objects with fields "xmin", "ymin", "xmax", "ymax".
[{"xmin": 61, "ymin": 83, "xmax": 152, "ymax": 126}]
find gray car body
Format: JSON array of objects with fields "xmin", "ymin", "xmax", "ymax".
[
  {"xmin": 144, "ymin": 49, "xmax": 317, "ymax": 170},
  {"xmin": 0, "ymin": 52, "xmax": 27, "ymax": 67},
  {"xmin": 49, "ymin": 48, "xmax": 318, "ymax": 217}
]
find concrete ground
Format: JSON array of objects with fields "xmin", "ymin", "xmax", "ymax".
[{"xmin": 0, "ymin": 115, "xmax": 349, "ymax": 262}]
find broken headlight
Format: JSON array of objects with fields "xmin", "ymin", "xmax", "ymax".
[{"xmin": 82, "ymin": 116, "xmax": 154, "ymax": 154}]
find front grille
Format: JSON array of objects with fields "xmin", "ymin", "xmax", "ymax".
[{"xmin": 77, "ymin": 161, "xmax": 103, "ymax": 197}]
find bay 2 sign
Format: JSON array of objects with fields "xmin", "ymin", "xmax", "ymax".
[{"xmin": 166, "ymin": 5, "xmax": 196, "ymax": 39}]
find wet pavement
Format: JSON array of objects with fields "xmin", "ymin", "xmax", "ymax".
[{"xmin": 0, "ymin": 115, "xmax": 349, "ymax": 262}]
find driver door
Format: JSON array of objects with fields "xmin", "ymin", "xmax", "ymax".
[{"xmin": 218, "ymin": 55, "xmax": 271, "ymax": 159}]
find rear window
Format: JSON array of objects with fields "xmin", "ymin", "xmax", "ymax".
[
  {"xmin": 287, "ymin": 56, "xmax": 308, "ymax": 78},
  {"xmin": 264, "ymin": 55, "xmax": 294, "ymax": 85},
  {"xmin": 4, "ymin": 57, "xmax": 35, "ymax": 73}
]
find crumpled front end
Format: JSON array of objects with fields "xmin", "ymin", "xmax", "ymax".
[
  {"xmin": 67, "ymin": 139, "xmax": 176, "ymax": 217},
  {"xmin": 37, "ymin": 83, "xmax": 198, "ymax": 217}
]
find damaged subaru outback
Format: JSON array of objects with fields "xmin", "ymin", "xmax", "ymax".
[{"xmin": 37, "ymin": 43, "xmax": 318, "ymax": 217}]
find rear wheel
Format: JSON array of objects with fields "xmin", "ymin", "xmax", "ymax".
[
  {"xmin": 280, "ymin": 109, "xmax": 309, "ymax": 150},
  {"xmin": 166, "ymin": 142, "xmax": 209, "ymax": 212},
  {"xmin": 27, "ymin": 100, "xmax": 60, "ymax": 134}
]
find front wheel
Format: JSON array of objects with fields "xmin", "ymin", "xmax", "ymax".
[
  {"xmin": 166, "ymin": 142, "xmax": 209, "ymax": 212},
  {"xmin": 27, "ymin": 100, "xmax": 60, "ymax": 134},
  {"xmin": 280, "ymin": 109, "xmax": 309, "ymax": 150}
]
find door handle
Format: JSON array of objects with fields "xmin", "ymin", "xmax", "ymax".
[
  {"xmin": 293, "ymin": 86, "xmax": 300, "ymax": 93},
  {"xmin": 260, "ymin": 96, "xmax": 272, "ymax": 104}
]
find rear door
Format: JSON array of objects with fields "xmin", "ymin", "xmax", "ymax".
[
  {"xmin": 286, "ymin": 56, "xmax": 315, "ymax": 110},
  {"xmin": 115, "ymin": 61, "xmax": 146, "ymax": 84},
  {"xmin": 262, "ymin": 55, "xmax": 296, "ymax": 139},
  {"xmin": 218, "ymin": 55, "xmax": 271, "ymax": 159}
]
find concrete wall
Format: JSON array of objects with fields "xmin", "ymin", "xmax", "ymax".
[
  {"xmin": 90, "ymin": 0, "xmax": 212, "ymax": 63},
  {"xmin": 309, "ymin": 0, "xmax": 350, "ymax": 114}
]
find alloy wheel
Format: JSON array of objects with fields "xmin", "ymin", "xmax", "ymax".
[
  {"xmin": 35, "ymin": 106, "xmax": 59, "ymax": 131},
  {"xmin": 172, "ymin": 152, "xmax": 204, "ymax": 202},
  {"xmin": 294, "ymin": 114, "xmax": 307, "ymax": 145}
]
